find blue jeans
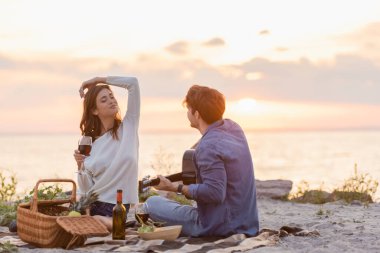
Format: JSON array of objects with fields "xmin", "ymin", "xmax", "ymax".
[
  {"xmin": 90, "ymin": 201, "xmax": 130, "ymax": 217},
  {"xmin": 143, "ymin": 196, "xmax": 204, "ymax": 237}
]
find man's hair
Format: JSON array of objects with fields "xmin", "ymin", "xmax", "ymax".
[{"xmin": 183, "ymin": 85, "xmax": 225, "ymax": 124}]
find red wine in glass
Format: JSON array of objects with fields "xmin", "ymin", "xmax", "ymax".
[
  {"xmin": 78, "ymin": 136, "xmax": 92, "ymax": 171},
  {"xmin": 134, "ymin": 204, "xmax": 149, "ymax": 224},
  {"xmin": 78, "ymin": 136, "xmax": 92, "ymax": 155},
  {"xmin": 78, "ymin": 144, "xmax": 92, "ymax": 156},
  {"xmin": 135, "ymin": 213, "xmax": 149, "ymax": 224}
]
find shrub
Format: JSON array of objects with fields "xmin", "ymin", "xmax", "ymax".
[
  {"xmin": 288, "ymin": 164, "xmax": 378, "ymax": 205},
  {"xmin": 289, "ymin": 180, "xmax": 310, "ymax": 200},
  {"xmin": 22, "ymin": 184, "xmax": 67, "ymax": 203},
  {"xmin": 290, "ymin": 181, "xmax": 329, "ymax": 204},
  {"xmin": 150, "ymin": 146, "xmax": 178, "ymax": 176},
  {"xmin": 0, "ymin": 241, "xmax": 18, "ymax": 253},
  {"xmin": 0, "ymin": 170, "xmax": 17, "ymax": 202},
  {"xmin": 331, "ymin": 164, "xmax": 378, "ymax": 204},
  {"xmin": 0, "ymin": 202, "xmax": 17, "ymax": 226}
]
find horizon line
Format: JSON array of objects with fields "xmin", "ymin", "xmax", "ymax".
[{"xmin": 1, "ymin": 126, "xmax": 380, "ymax": 135}]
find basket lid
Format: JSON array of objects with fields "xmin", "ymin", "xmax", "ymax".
[{"xmin": 57, "ymin": 216, "xmax": 110, "ymax": 237}]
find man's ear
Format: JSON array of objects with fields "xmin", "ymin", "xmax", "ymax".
[{"xmin": 194, "ymin": 110, "xmax": 201, "ymax": 120}]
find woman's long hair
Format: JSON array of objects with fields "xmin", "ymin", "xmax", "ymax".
[{"xmin": 80, "ymin": 85, "xmax": 121, "ymax": 141}]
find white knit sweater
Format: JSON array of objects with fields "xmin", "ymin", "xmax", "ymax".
[{"xmin": 77, "ymin": 76, "xmax": 140, "ymax": 204}]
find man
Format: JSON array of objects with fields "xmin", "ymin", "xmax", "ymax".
[{"xmin": 144, "ymin": 85, "xmax": 259, "ymax": 237}]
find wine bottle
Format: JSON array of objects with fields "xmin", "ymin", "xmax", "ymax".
[{"xmin": 112, "ymin": 189, "xmax": 126, "ymax": 240}]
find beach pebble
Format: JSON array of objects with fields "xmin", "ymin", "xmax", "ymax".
[
  {"xmin": 8, "ymin": 220, "xmax": 17, "ymax": 233},
  {"xmin": 287, "ymin": 222, "xmax": 302, "ymax": 227},
  {"xmin": 306, "ymin": 222, "xmax": 320, "ymax": 227},
  {"xmin": 336, "ymin": 223, "xmax": 345, "ymax": 227},
  {"xmin": 313, "ymin": 223, "xmax": 333, "ymax": 230},
  {"xmin": 356, "ymin": 225, "xmax": 365, "ymax": 230},
  {"xmin": 350, "ymin": 200, "xmax": 362, "ymax": 206},
  {"xmin": 308, "ymin": 248, "xmax": 329, "ymax": 253},
  {"xmin": 342, "ymin": 230, "xmax": 354, "ymax": 235}
]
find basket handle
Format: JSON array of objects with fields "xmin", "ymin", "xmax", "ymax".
[{"xmin": 30, "ymin": 179, "xmax": 77, "ymax": 212}]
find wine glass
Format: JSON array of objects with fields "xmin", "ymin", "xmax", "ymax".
[
  {"xmin": 134, "ymin": 203, "xmax": 149, "ymax": 225},
  {"xmin": 78, "ymin": 136, "xmax": 92, "ymax": 171}
]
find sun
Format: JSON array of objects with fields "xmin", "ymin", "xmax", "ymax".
[
  {"xmin": 236, "ymin": 98, "xmax": 258, "ymax": 114},
  {"xmin": 229, "ymin": 98, "xmax": 258, "ymax": 114}
]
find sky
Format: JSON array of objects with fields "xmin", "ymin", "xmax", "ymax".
[{"xmin": 1, "ymin": 0, "xmax": 380, "ymax": 133}]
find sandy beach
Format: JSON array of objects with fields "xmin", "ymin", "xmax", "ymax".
[
  {"xmin": 1, "ymin": 198, "xmax": 379, "ymax": 252},
  {"xmin": 252, "ymin": 199, "xmax": 380, "ymax": 253}
]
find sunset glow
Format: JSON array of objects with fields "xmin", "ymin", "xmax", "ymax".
[
  {"xmin": 0, "ymin": 0, "xmax": 380, "ymax": 133},
  {"xmin": 231, "ymin": 98, "xmax": 259, "ymax": 115}
]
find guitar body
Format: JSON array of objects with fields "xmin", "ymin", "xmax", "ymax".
[{"xmin": 181, "ymin": 149, "xmax": 197, "ymax": 185}]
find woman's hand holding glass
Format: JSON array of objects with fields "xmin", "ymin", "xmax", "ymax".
[{"xmin": 75, "ymin": 136, "xmax": 92, "ymax": 172}]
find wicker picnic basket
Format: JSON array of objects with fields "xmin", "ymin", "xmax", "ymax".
[{"xmin": 17, "ymin": 179, "xmax": 110, "ymax": 249}]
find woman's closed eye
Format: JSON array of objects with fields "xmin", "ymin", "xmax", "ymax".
[
  {"xmin": 100, "ymin": 96, "xmax": 113, "ymax": 103},
  {"xmin": 99, "ymin": 92, "xmax": 115, "ymax": 104}
]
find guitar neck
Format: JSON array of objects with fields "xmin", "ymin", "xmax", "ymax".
[
  {"xmin": 149, "ymin": 172, "xmax": 183, "ymax": 186},
  {"xmin": 166, "ymin": 172, "xmax": 183, "ymax": 182}
]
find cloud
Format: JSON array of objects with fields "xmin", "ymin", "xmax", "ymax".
[
  {"xmin": 165, "ymin": 38, "xmax": 225, "ymax": 57},
  {"xmin": 1, "ymin": 51, "xmax": 380, "ymax": 133},
  {"xmin": 2, "ymin": 52, "xmax": 380, "ymax": 105},
  {"xmin": 259, "ymin": 30, "xmax": 270, "ymax": 36},
  {"xmin": 275, "ymin": 47, "xmax": 288, "ymax": 52},
  {"xmin": 339, "ymin": 22, "xmax": 380, "ymax": 60},
  {"xmin": 165, "ymin": 41, "xmax": 189, "ymax": 55},
  {"xmin": 230, "ymin": 55, "xmax": 380, "ymax": 105},
  {"xmin": 0, "ymin": 55, "xmax": 14, "ymax": 68},
  {"xmin": 202, "ymin": 37, "xmax": 225, "ymax": 47},
  {"xmin": 136, "ymin": 53, "xmax": 380, "ymax": 105}
]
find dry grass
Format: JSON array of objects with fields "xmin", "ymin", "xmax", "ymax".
[{"xmin": 288, "ymin": 164, "xmax": 378, "ymax": 207}]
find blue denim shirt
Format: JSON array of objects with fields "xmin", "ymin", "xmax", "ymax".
[{"xmin": 188, "ymin": 119, "xmax": 259, "ymax": 237}]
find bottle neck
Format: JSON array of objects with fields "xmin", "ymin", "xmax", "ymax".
[{"xmin": 116, "ymin": 191, "xmax": 122, "ymax": 204}]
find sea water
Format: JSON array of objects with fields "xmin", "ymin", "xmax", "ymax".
[{"xmin": 0, "ymin": 130, "xmax": 379, "ymax": 199}]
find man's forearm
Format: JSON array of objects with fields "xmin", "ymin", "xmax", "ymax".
[
  {"xmin": 168, "ymin": 183, "xmax": 192, "ymax": 199},
  {"xmin": 155, "ymin": 175, "xmax": 193, "ymax": 199}
]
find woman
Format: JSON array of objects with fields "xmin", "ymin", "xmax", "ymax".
[{"xmin": 73, "ymin": 76, "xmax": 140, "ymax": 224}]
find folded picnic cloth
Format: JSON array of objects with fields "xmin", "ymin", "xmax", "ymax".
[
  {"xmin": 0, "ymin": 225, "xmax": 319, "ymax": 252},
  {"xmin": 79, "ymin": 226, "xmax": 319, "ymax": 252}
]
